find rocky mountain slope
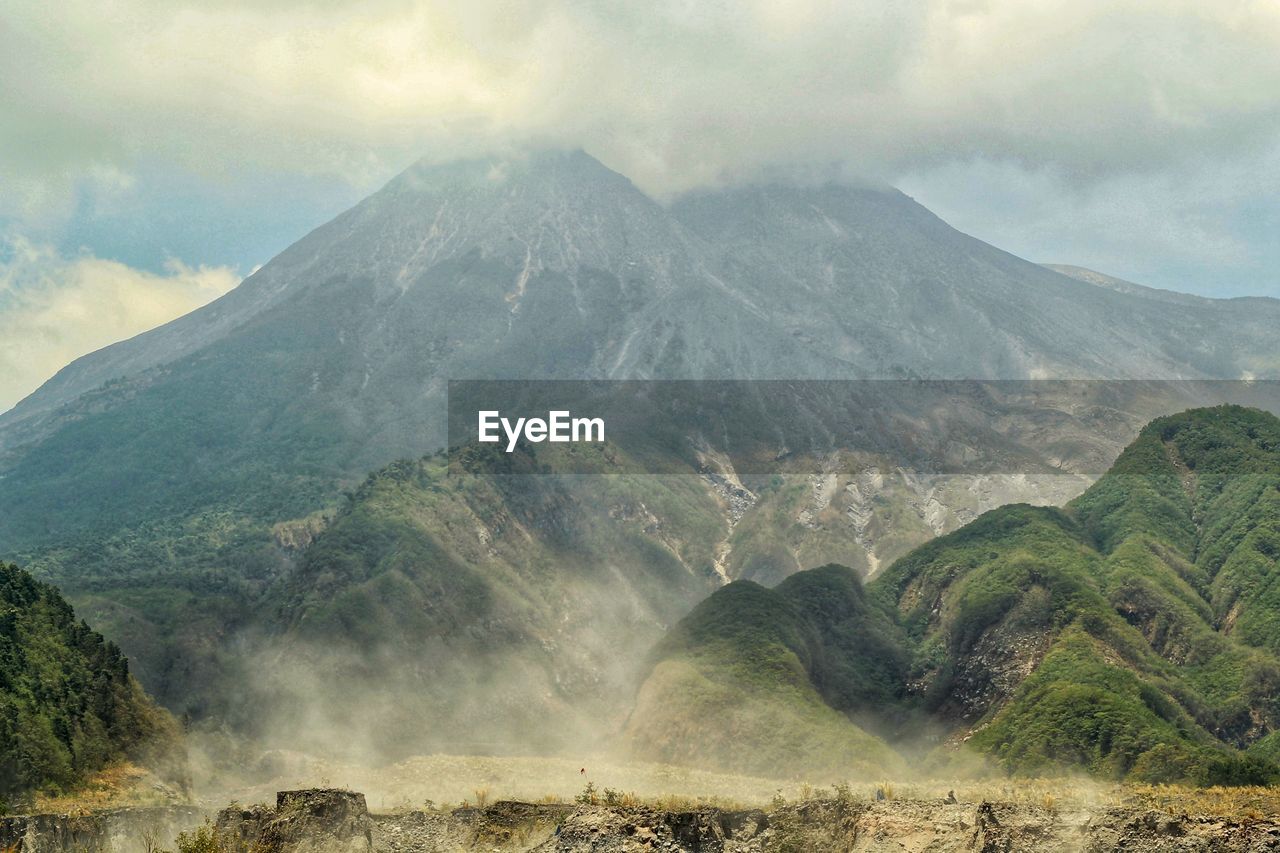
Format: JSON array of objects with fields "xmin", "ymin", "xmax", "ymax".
[
  {"xmin": 629, "ymin": 407, "xmax": 1280, "ymax": 784},
  {"xmin": 235, "ymin": 450, "xmax": 730, "ymax": 756},
  {"xmin": 228, "ymin": 790, "xmax": 1280, "ymax": 853},
  {"xmin": 2, "ymin": 150, "xmax": 1279, "ymax": 737},
  {"xmin": 4, "ymin": 151, "xmax": 1279, "ymax": 574}
]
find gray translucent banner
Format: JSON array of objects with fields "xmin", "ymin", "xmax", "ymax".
[{"xmin": 447, "ymin": 379, "xmax": 1280, "ymax": 477}]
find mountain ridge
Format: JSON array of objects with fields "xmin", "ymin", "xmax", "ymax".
[
  {"xmin": 8, "ymin": 151, "xmax": 1280, "ymax": 434},
  {"xmin": 4, "ymin": 150, "xmax": 1279, "ymax": 568},
  {"xmin": 627, "ymin": 406, "xmax": 1280, "ymax": 783},
  {"xmin": 3, "ymin": 150, "xmax": 1280, "ymax": 739}
]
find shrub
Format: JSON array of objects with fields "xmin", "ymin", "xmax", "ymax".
[{"xmin": 1199, "ymin": 756, "xmax": 1280, "ymax": 788}]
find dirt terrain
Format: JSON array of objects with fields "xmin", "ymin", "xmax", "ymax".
[
  {"xmin": 218, "ymin": 789, "xmax": 1280, "ymax": 852},
  {"xmin": 375, "ymin": 797, "xmax": 1280, "ymax": 852},
  {"xmin": 9, "ymin": 787, "xmax": 1280, "ymax": 852}
]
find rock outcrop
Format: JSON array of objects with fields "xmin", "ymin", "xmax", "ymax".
[
  {"xmin": 6, "ymin": 789, "xmax": 1280, "ymax": 851},
  {"xmin": 0, "ymin": 805, "xmax": 205, "ymax": 852},
  {"xmin": 216, "ymin": 789, "xmax": 374, "ymax": 853},
  {"xmin": 372, "ymin": 797, "xmax": 1280, "ymax": 852}
]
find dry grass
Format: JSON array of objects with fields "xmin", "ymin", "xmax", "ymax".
[
  {"xmin": 191, "ymin": 753, "xmax": 1280, "ymax": 820},
  {"xmin": 204, "ymin": 753, "xmax": 808, "ymax": 814},
  {"xmin": 831, "ymin": 778, "xmax": 1280, "ymax": 818},
  {"xmin": 34, "ymin": 763, "xmax": 180, "ymax": 814},
  {"xmin": 1120, "ymin": 783, "xmax": 1280, "ymax": 818},
  {"xmin": 23, "ymin": 754, "xmax": 1280, "ymax": 830}
]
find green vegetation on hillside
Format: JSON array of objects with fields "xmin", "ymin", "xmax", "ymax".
[
  {"xmin": 233, "ymin": 446, "xmax": 734, "ymax": 758},
  {"xmin": 874, "ymin": 406, "xmax": 1280, "ymax": 783},
  {"xmin": 633, "ymin": 407, "xmax": 1280, "ymax": 786},
  {"xmin": 624, "ymin": 564, "xmax": 905, "ymax": 779},
  {"xmin": 0, "ymin": 563, "xmax": 183, "ymax": 807}
]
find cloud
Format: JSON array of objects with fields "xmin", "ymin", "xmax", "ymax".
[
  {"xmin": 1, "ymin": 0, "xmax": 1278, "ymax": 206},
  {"xmin": 0, "ymin": 238, "xmax": 239, "ymax": 411},
  {"xmin": 1, "ymin": 0, "xmax": 1278, "ymax": 299}
]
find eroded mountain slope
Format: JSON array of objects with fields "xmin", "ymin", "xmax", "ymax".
[{"xmin": 629, "ymin": 407, "xmax": 1280, "ymax": 784}]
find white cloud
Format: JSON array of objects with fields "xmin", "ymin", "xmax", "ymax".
[
  {"xmin": 0, "ymin": 238, "xmax": 239, "ymax": 411},
  {"xmin": 1, "ymin": 0, "xmax": 1278, "ymax": 206},
  {"xmin": 1, "ymin": 0, "xmax": 1278, "ymax": 300}
]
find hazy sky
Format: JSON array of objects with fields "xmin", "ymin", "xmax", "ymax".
[{"xmin": 1, "ymin": 0, "xmax": 1278, "ymax": 408}]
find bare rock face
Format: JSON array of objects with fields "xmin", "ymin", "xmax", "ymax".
[
  {"xmin": 370, "ymin": 797, "xmax": 1280, "ymax": 852},
  {"xmin": 527, "ymin": 805, "xmax": 770, "ymax": 852},
  {"xmin": 216, "ymin": 789, "xmax": 373, "ymax": 853},
  {"xmin": 1083, "ymin": 808, "xmax": 1280, "ymax": 852},
  {"xmin": 0, "ymin": 806, "xmax": 205, "ymax": 852},
  {"xmin": 8, "ymin": 792, "xmax": 1280, "ymax": 851}
]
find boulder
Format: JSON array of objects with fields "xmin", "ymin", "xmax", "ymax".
[{"xmin": 215, "ymin": 788, "xmax": 372, "ymax": 853}]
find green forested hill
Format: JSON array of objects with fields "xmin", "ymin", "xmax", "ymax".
[
  {"xmin": 631, "ymin": 406, "xmax": 1280, "ymax": 784},
  {"xmin": 3, "ymin": 148, "xmax": 1279, "ymax": 742},
  {"xmin": 234, "ymin": 448, "xmax": 732, "ymax": 758},
  {"xmin": 1072, "ymin": 405, "xmax": 1280, "ymax": 654},
  {"xmin": 622, "ymin": 564, "xmax": 906, "ymax": 778},
  {"xmin": 0, "ymin": 563, "xmax": 183, "ymax": 805}
]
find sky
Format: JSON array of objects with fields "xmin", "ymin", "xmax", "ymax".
[{"xmin": 1, "ymin": 0, "xmax": 1278, "ymax": 410}]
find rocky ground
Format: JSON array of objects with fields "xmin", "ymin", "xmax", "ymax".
[
  {"xmin": 519, "ymin": 798, "xmax": 1280, "ymax": 852},
  {"xmin": 253, "ymin": 791, "xmax": 1280, "ymax": 852},
  {"xmin": 7, "ymin": 788, "xmax": 1280, "ymax": 851},
  {"xmin": 0, "ymin": 804, "xmax": 206, "ymax": 852}
]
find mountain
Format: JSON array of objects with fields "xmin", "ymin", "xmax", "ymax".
[
  {"xmin": 234, "ymin": 448, "xmax": 731, "ymax": 757},
  {"xmin": 3, "ymin": 150, "xmax": 1280, "ymax": 731},
  {"xmin": 629, "ymin": 406, "xmax": 1280, "ymax": 784},
  {"xmin": 5, "ymin": 153, "xmax": 1280, "ymax": 564},
  {"xmin": 0, "ymin": 562, "xmax": 183, "ymax": 804},
  {"xmin": 1045, "ymin": 264, "xmax": 1280, "ymax": 375},
  {"xmin": 672, "ymin": 188, "xmax": 1280, "ymax": 380},
  {"xmin": 894, "ymin": 405, "xmax": 1280, "ymax": 780},
  {"xmin": 622, "ymin": 564, "xmax": 905, "ymax": 778},
  {"xmin": 1042, "ymin": 264, "xmax": 1209, "ymax": 307}
]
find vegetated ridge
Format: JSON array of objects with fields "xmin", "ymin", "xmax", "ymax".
[
  {"xmin": 627, "ymin": 406, "xmax": 1280, "ymax": 784},
  {"xmin": 0, "ymin": 562, "xmax": 184, "ymax": 808}
]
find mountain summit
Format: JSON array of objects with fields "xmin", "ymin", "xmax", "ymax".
[
  {"xmin": 1, "ymin": 151, "xmax": 1278, "ymax": 727},
  {"xmin": 3, "ymin": 151, "xmax": 1277, "ymax": 557}
]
